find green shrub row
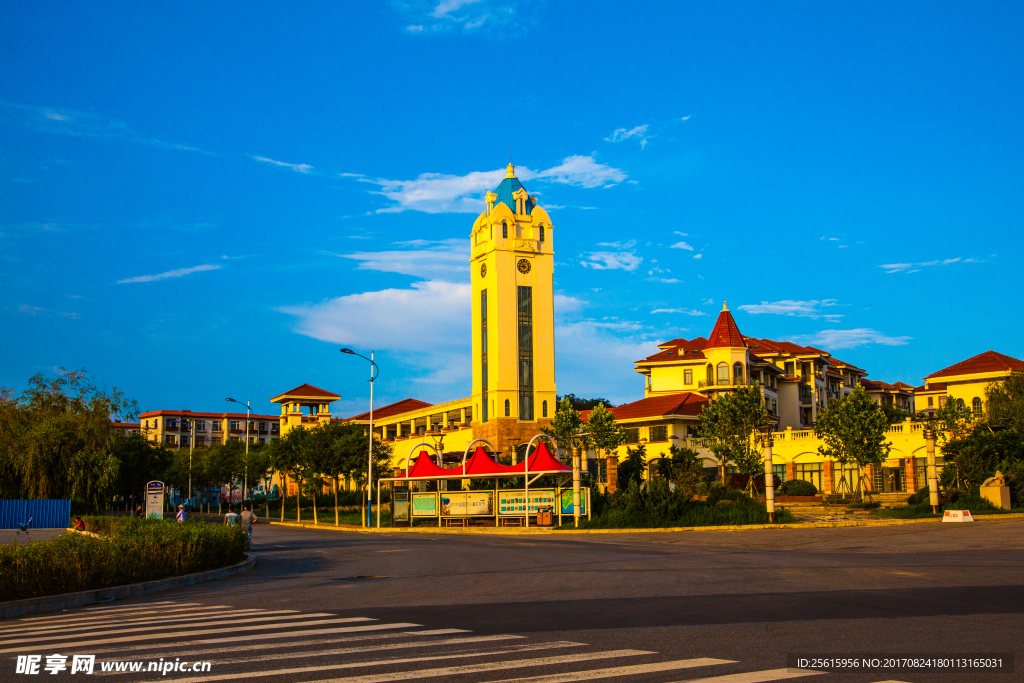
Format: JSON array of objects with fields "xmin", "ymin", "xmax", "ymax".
[
  {"xmin": 0, "ymin": 517, "xmax": 247, "ymax": 602},
  {"xmin": 584, "ymin": 479, "xmax": 795, "ymax": 529}
]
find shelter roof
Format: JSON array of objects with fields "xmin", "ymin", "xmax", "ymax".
[{"xmin": 925, "ymin": 350, "xmax": 1024, "ymax": 379}]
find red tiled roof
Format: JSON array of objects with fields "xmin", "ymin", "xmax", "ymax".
[
  {"xmin": 271, "ymin": 383, "xmax": 341, "ymax": 401},
  {"xmin": 916, "ymin": 382, "xmax": 947, "ymax": 392},
  {"xmin": 829, "ymin": 357, "xmax": 866, "ymax": 373},
  {"xmin": 112, "ymin": 421, "xmax": 141, "ymax": 428},
  {"xmin": 638, "ymin": 337, "xmax": 708, "ymax": 363},
  {"xmin": 347, "ymin": 398, "xmax": 434, "ymax": 422},
  {"xmin": 925, "ymin": 350, "xmax": 1024, "ymax": 379},
  {"xmin": 704, "ymin": 305, "xmax": 746, "ymax": 349},
  {"xmin": 138, "ymin": 410, "xmax": 279, "ymax": 420},
  {"xmin": 860, "ymin": 378, "xmax": 913, "ymax": 393},
  {"xmin": 745, "ymin": 337, "xmax": 820, "ymax": 356},
  {"xmin": 584, "ymin": 392, "xmax": 708, "ymax": 421}
]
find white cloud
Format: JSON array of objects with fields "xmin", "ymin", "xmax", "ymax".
[
  {"xmin": 397, "ymin": 0, "xmax": 528, "ymax": 35},
  {"xmin": 795, "ymin": 328, "xmax": 912, "ymax": 350},
  {"xmin": 581, "ymin": 252, "xmax": 642, "ymax": 271},
  {"xmin": 597, "ymin": 239, "xmax": 635, "ymax": 248},
  {"xmin": 650, "ymin": 308, "xmax": 706, "ymax": 316},
  {"xmin": 673, "ymin": 231, "xmax": 688, "ymax": 237},
  {"xmin": 681, "ymin": 115, "xmax": 691, "ymax": 121},
  {"xmin": 432, "ymin": 0, "xmax": 483, "ymax": 17},
  {"xmin": 406, "ymin": 24, "xmax": 424, "ymax": 31},
  {"xmin": 356, "ymin": 156, "xmax": 625, "ymax": 214},
  {"xmin": 880, "ymin": 257, "xmax": 978, "ymax": 274},
  {"xmin": 117, "ymin": 264, "xmax": 221, "ymax": 284},
  {"xmin": 693, "ymin": 254, "xmax": 702, "ymax": 260},
  {"xmin": 670, "ymin": 241, "xmax": 694, "ymax": 251},
  {"xmin": 253, "ymin": 155, "xmax": 313, "ymax": 174},
  {"xmin": 605, "ymin": 124, "xmax": 650, "ymax": 149},
  {"xmin": 737, "ymin": 299, "xmax": 842, "ymax": 321},
  {"xmin": 334, "ymin": 239, "xmax": 468, "ymax": 281}
]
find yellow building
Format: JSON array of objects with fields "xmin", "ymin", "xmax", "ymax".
[
  {"xmin": 271, "ymin": 383, "xmax": 341, "ymax": 436},
  {"xmin": 138, "ymin": 409, "xmax": 280, "ymax": 447},
  {"xmin": 915, "ymin": 350, "xmax": 1024, "ymax": 417}
]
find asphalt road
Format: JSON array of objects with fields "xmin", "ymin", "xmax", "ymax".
[{"xmin": 6, "ymin": 519, "xmax": 1023, "ymax": 683}]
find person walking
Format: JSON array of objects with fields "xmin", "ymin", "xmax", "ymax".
[
  {"xmin": 240, "ymin": 503, "xmax": 258, "ymax": 544},
  {"xmin": 175, "ymin": 504, "xmax": 186, "ymax": 522},
  {"xmin": 223, "ymin": 505, "xmax": 239, "ymax": 527}
]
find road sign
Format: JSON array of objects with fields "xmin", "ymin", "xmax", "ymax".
[{"xmin": 146, "ymin": 481, "xmax": 165, "ymax": 520}]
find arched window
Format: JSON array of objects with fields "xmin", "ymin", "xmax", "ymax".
[
  {"xmin": 504, "ymin": 399, "xmax": 510, "ymax": 417},
  {"xmin": 733, "ymin": 363, "xmax": 744, "ymax": 384},
  {"xmin": 956, "ymin": 398, "xmax": 966, "ymax": 410},
  {"xmin": 539, "ymin": 226, "xmax": 545, "ymax": 242},
  {"xmin": 502, "ymin": 222, "xmax": 508, "ymax": 239},
  {"xmin": 717, "ymin": 363, "xmax": 730, "ymax": 384},
  {"xmin": 706, "ymin": 364, "xmax": 714, "ymax": 384},
  {"xmin": 972, "ymin": 397, "xmax": 983, "ymax": 416},
  {"xmin": 542, "ymin": 400, "xmax": 548, "ymax": 417}
]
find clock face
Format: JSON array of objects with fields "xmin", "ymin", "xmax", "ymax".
[
  {"xmin": 480, "ymin": 263, "xmax": 487, "ymax": 278},
  {"xmin": 517, "ymin": 258, "xmax": 532, "ymax": 274}
]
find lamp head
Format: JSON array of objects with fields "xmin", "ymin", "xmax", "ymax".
[{"xmin": 340, "ymin": 348, "xmax": 355, "ymax": 354}]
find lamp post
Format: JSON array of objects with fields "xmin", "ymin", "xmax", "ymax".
[
  {"xmin": 181, "ymin": 417, "xmax": 195, "ymax": 510},
  {"xmin": 924, "ymin": 427, "xmax": 939, "ymax": 514},
  {"xmin": 341, "ymin": 348, "xmax": 379, "ymax": 528},
  {"xmin": 758, "ymin": 425, "xmax": 776, "ymax": 523},
  {"xmin": 226, "ymin": 398, "xmax": 251, "ymax": 508}
]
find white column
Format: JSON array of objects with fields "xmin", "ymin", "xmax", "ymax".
[{"xmin": 764, "ymin": 436, "xmax": 775, "ymax": 523}]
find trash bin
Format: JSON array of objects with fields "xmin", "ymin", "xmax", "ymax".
[{"xmin": 537, "ymin": 506, "xmax": 553, "ymax": 526}]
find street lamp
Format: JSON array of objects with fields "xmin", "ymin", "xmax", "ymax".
[
  {"xmin": 758, "ymin": 425, "xmax": 776, "ymax": 523},
  {"xmin": 226, "ymin": 397, "xmax": 252, "ymax": 509},
  {"xmin": 341, "ymin": 348, "xmax": 379, "ymax": 528}
]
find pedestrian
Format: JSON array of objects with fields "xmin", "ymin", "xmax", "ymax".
[
  {"xmin": 175, "ymin": 504, "xmax": 186, "ymax": 523},
  {"xmin": 136, "ymin": 504, "xmax": 144, "ymax": 518},
  {"xmin": 240, "ymin": 503, "xmax": 258, "ymax": 544},
  {"xmin": 74, "ymin": 516, "xmax": 85, "ymax": 532},
  {"xmin": 223, "ymin": 505, "xmax": 239, "ymax": 527}
]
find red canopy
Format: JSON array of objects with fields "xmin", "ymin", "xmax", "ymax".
[
  {"xmin": 395, "ymin": 451, "xmax": 453, "ymax": 479},
  {"xmin": 462, "ymin": 446, "xmax": 528, "ymax": 476},
  {"xmin": 527, "ymin": 442, "xmax": 572, "ymax": 474}
]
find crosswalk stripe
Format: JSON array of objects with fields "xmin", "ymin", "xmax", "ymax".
[
  {"xmin": 668, "ymin": 669, "xmax": 826, "ymax": 682},
  {"xmin": 212, "ymin": 639, "xmax": 585, "ymax": 666},
  {"xmin": 0, "ymin": 619, "xmax": 409, "ymax": 654},
  {"xmin": 84, "ymin": 600, "xmax": 183, "ymax": 611},
  {"xmin": 7, "ymin": 609, "xmax": 285, "ymax": 635},
  {"xmin": 0, "ymin": 612, "xmax": 338, "ymax": 646},
  {"xmin": 161, "ymin": 634, "xmax": 524, "ymax": 660},
  {"xmin": 16, "ymin": 602, "xmax": 195, "ymax": 622},
  {"xmin": 153, "ymin": 649, "xmax": 655, "ymax": 683},
  {"xmin": 89, "ymin": 628, "xmax": 470, "ymax": 656},
  {"xmin": 477, "ymin": 658, "xmax": 736, "ymax": 683},
  {"xmin": 1, "ymin": 606, "xmax": 247, "ymax": 632}
]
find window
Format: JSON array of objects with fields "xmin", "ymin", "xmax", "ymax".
[
  {"xmin": 956, "ymin": 398, "xmax": 965, "ymax": 410},
  {"xmin": 795, "ymin": 463, "xmax": 823, "ymax": 492},
  {"xmin": 938, "ymin": 396, "xmax": 947, "ymax": 408},
  {"xmin": 502, "ymin": 222, "xmax": 507, "ymax": 239},
  {"xmin": 230, "ymin": 420, "xmax": 240, "ymax": 431},
  {"xmin": 649, "ymin": 425, "xmax": 668, "ymax": 442},
  {"xmin": 717, "ymin": 363, "xmax": 729, "ymax": 384},
  {"xmin": 539, "ymin": 226, "xmax": 545, "ymax": 242},
  {"xmin": 164, "ymin": 434, "xmax": 176, "ymax": 445},
  {"xmin": 166, "ymin": 419, "xmax": 176, "ymax": 429},
  {"xmin": 504, "ymin": 399, "xmax": 511, "ymax": 417},
  {"xmin": 706, "ymin": 364, "xmax": 714, "ymax": 384},
  {"xmin": 624, "ymin": 428, "xmax": 640, "ymax": 444},
  {"xmin": 684, "ymin": 369, "xmax": 692, "ymax": 385},
  {"xmin": 972, "ymin": 397, "xmax": 983, "ymax": 416},
  {"xmin": 212, "ymin": 420, "xmax": 221, "ymax": 432},
  {"xmin": 733, "ymin": 363, "xmax": 744, "ymax": 384},
  {"xmin": 481, "ymin": 289, "xmax": 488, "ymax": 423},
  {"xmin": 518, "ymin": 286, "xmax": 534, "ymax": 421},
  {"xmin": 784, "ymin": 361, "xmax": 795, "ymax": 376},
  {"xmin": 927, "ymin": 397, "xmax": 933, "ymax": 407},
  {"xmin": 195, "ymin": 420, "xmax": 206, "ymax": 431},
  {"xmin": 773, "ymin": 463, "xmax": 786, "ymax": 482},
  {"xmin": 542, "ymin": 400, "xmax": 548, "ymax": 417}
]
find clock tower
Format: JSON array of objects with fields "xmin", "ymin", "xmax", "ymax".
[{"xmin": 470, "ymin": 163, "xmax": 556, "ymax": 457}]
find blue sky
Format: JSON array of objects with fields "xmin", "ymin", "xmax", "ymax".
[{"xmin": 2, "ymin": 1, "xmax": 1022, "ymax": 417}]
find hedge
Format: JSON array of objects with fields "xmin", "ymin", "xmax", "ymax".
[{"xmin": 0, "ymin": 516, "xmax": 247, "ymax": 602}]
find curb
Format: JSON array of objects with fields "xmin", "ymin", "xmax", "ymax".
[
  {"xmin": 269, "ymin": 513, "xmax": 1024, "ymax": 535},
  {"xmin": 0, "ymin": 551, "xmax": 256, "ymax": 619}
]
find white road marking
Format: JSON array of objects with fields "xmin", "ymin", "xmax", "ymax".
[
  {"xmin": 2, "ymin": 605, "xmax": 247, "ymax": 631},
  {"xmin": 0, "ymin": 612, "xmax": 338, "ymax": 646},
  {"xmin": 668, "ymin": 669, "xmax": 826, "ymax": 682},
  {"xmin": 480, "ymin": 658, "xmax": 736, "ymax": 683},
  {"xmin": 158, "ymin": 634, "xmax": 522, "ymax": 660},
  {"xmin": 149, "ymin": 649, "xmax": 655, "ymax": 683},
  {"xmin": 0, "ymin": 618, "xmax": 406, "ymax": 654},
  {"xmin": 214, "ymin": 639, "xmax": 584, "ymax": 666},
  {"xmin": 82, "ymin": 601, "xmax": 191, "ymax": 613},
  {"xmin": 17, "ymin": 602, "xmax": 196, "ymax": 622},
  {"xmin": 6, "ymin": 609, "xmax": 280, "ymax": 635}
]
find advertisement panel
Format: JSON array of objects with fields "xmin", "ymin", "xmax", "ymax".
[
  {"xmin": 559, "ymin": 488, "xmax": 589, "ymax": 516},
  {"xmin": 440, "ymin": 491, "xmax": 493, "ymax": 516},
  {"xmin": 392, "ymin": 486, "xmax": 409, "ymax": 523},
  {"xmin": 411, "ymin": 492, "xmax": 437, "ymax": 517},
  {"xmin": 498, "ymin": 489, "xmax": 556, "ymax": 515},
  {"xmin": 145, "ymin": 481, "xmax": 164, "ymax": 520}
]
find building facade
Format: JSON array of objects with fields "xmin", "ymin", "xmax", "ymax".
[{"xmin": 137, "ymin": 409, "xmax": 280, "ymax": 447}]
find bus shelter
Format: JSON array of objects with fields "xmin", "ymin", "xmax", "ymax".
[{"xmin": 375, "ymin": 436, "xmax": 589, "ymax": 528}]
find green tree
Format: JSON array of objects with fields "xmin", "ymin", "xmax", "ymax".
[
  {"xmin": 617, "ymin": 443, "xmax": 647, "ymax": 489},
  {"xmin": 586, "ymin": 403, "xmax": 625, "ymax": 483},
  {"xmin": 654, "ymin": 444, "xmax": 706, "ymax": 498},
  {"xmin": 698, "ymin": 384, "xmax": 769, "ymax": 490},
  {"xmin": 556, "ymin": 394, "xmax": 617, "ymax": 411},
  {"xmin": 542, "ymin": 397, "xmax": 587, "ymax": 461},
  {"xmin": 813, "ymin": 385, "xmax": 891, "ymax": 496},
  {"xmin": 880, "ymin": 402, "xmax": 909, "ymax": 426},
  {"xmin": 985, "ymin": 372, "xmax": 1024, "ymax": 435}
]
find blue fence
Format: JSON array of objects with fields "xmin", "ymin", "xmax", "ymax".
[{"xmin": 0, "ymin": 500, "xmax": 72, "ymax": 530}]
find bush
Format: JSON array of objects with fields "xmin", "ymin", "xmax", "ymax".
[
  {"xmin": 581, "ymin": 479, "xmax": 793, "ymax": 528},
  {"xmin": 778, "ymin": 479, "xmax": 818, "ymax": 496},
  {"xmin": 0, "ymin": 516, "xmax": 247, "ymax": 601},
  {"xmin": 907, "ymin": 486, "xmax": 931, "ymax": 505}
]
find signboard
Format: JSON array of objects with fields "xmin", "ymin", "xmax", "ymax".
[
  {"xmin": 392, "ymin": 487, "xmax": 409, "ymax": 524},
  {"xmin": 942, "ymin": 509, "xmax": 974, "ymax": 523},
  {"xmin": 559, "ymin": 488, "xmax": 589, "ymax": 516},
  {"xmin": 498, "ymin": 489, "xmax": 556, "ymax": 515},
  {"xmin": 145, "ymin": 481, "xmax": 164, "ymax": 520},
  {"xmin": 411, "ymin": 492, "xmax": 438, "ymax": 517},
  {"xmin": 440, "ymin": 491, "xmax": 493, "ymax": 516}
]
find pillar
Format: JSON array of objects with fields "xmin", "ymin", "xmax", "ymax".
[
  {"xmin": 925, "ymin": 429, "xmax": 939, "ymax": 512},
  {"xmin": 606, "ymin": 455, "xmax": 618, "ymax": 494},
  {"xmin": 905, "ymin": 457, "xmax": 917, "ymax": 493},
  {"xmin": 785, "ymin": 461, "xmax": 796, "ymax": 484},
  {"xmin": 823, "ymin": 460, "xmax": 834, "ymax": 494}
]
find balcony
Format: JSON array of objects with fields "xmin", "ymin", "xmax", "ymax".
[{"xmin": 697, "ymin": 378, "xmax": 761, "ymax": 389}]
